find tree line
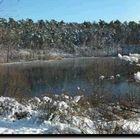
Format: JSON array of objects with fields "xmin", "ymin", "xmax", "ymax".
[{"xmin": 0, "ymin": 18, "xmax": 140, "ymax": 55}]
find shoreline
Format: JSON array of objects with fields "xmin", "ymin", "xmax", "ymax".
[{"xmin": 0, "ymin": 56, "xmax": 117, "ymax": 66}]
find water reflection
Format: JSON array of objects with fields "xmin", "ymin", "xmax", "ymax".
[{"xmin": 0, "ymin": 57, "xmax": 140, "ymax": 98}]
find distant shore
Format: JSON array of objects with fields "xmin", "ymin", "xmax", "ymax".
[{"xmin": 0, "ymin": 56, "xmax": 117, "ymax": 66}]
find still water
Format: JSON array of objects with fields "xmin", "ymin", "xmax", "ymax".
[{"xmin": 0, "ymin": 57, "xmax": 140, "ymax": 98}]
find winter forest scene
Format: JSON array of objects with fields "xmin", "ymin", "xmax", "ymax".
[{"xmin": 0, "ymin": 0, "xmax": 140, "ymax": 135}]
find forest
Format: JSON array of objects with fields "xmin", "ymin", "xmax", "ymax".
[{"xmin": 0, "ymin": 18, "xmax": 140, "ymax": 62}]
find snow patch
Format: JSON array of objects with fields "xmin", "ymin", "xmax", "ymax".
[
  {"xmin": 134, "ymin": 72, "xmax": 140, "ymax": 82},
  {"xmin": 73, "ymin": 96, "xmax": 81, "ymax": 103},
  {"xmin": 99, "ymin": 75, "xmax": 105, "ymax": 80},
  {"xmin": 118, "ymin": 53, "xmax": 139, "ymax": 63},
  {"xmin": 43, "ymin": 97, "xmax": 52, "ymax": 102},
  {"xmin": 58, "ymin": 101, "xmax": 69, "ymax": 110}
]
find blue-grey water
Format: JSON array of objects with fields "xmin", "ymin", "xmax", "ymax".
[{"xmin": 0, "ymin": 57, "xmax": 140, "ymax": 99}]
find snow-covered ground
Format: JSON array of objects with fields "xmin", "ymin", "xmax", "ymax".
[
  {"xmin": 0, "ymin": 95, "xmax": 97, "ymax": 134},
  {"xmin": 118, "ymin": 53, "xmax": 140, "ymax": 63},
  {"xmin": 0, "ymin": 95, "xmax": 139, "ymax": 134}
]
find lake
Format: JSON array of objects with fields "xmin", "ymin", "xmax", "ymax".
[{"xmin": 0, "ymin": 57, "xmax": 140, "ymax": 100}]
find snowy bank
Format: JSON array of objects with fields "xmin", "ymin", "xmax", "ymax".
[
  {"xmin": 0, "ymin": 95, "xmax": 139, "ymax": 134},
  {"xmin": 118, "ymin": 53, "xmax": 139, "ymax": 63},
  {"xmin": 0, "ymin": 95, "xmax": 94, "ymax": 134}
]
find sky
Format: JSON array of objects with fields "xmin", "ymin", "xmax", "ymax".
[{"xmin": 0, "ymin": 0, "xmax": 140, "ymax": 23}]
